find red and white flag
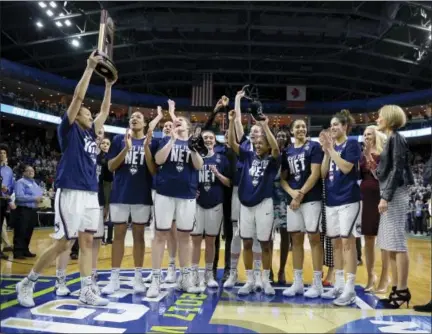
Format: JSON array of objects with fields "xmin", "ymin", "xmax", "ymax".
[
  {"xmin": 191, "ymin": 73, "xmax": 213, "ymax": 107},
  {"xmin": 286, "ymin": 85, "xmax": 306, "ymax": 101}
]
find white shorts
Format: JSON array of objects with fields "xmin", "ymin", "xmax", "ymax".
[
  {"xmin": 154, "ymin": 193, "xmax": 196, "ymax": 232},
  {"xmin": 53, "ymin": 189, "xmax": 100, "ymax": 240},
  {"xmin": 94, "ymin": 208, "xmax": 105, "ymax": 239},
  {"xmin": 231, "ymin": 186, "xmax": 240, "ymax": 222},
  {"xmin": 192, "ymin": 203, "xmax": 223, "ymax": 237},
  {"xmin": 286, "ymin": 201, "xmax": 322, "ymax": 233},
  {"xmin": 239, "ymin": 198, "xmax": 274, "ymax": 242},
  {"xmin": 326, "ymin": 201, "xmax": 362, "ymax": 238},
  {"xmin": 110, "ymin": 204, "xmax": 151, "ymax": 224}
]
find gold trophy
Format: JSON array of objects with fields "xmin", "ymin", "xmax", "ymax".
[{"xmin": 94, "ymin": 9, "xmax": 118, "ymax": 81}]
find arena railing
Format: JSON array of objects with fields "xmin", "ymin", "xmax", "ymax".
[{"xmin": 1, "ymin": 103, "xmax": 431, "ymax": 142}]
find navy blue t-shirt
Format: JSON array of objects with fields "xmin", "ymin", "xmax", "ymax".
[
  {"xmin": 55, "ymin": 114, "xmax": 98, "ymax": 192},
  {"xmin": 214, "ymin": 144, "xmax": 226, "ymax": 154},
  {"xmin": 237, "ymin": 147, "xmax": 280, "ymax": 207},
  {"xmin": 326, "ymin": 139, "xmax": 362, "ymax": 207},
  {"xmin": 107, "ymin": 134, "xmax": 154, "ymax": 205},
  {"xmin": 155, "ymin": 137, "xmax": 199, "ymax": 199},
  {"xmin": 281, "ymin": 141, "xmax": 323, "ymax": 203},
  {"xmin": 197, "ymin": 153, "xmax": 231, "ymax": 209},
  {"xmin": 234, "ymin": 135, "xmax": 253, "ymax": 186},
  {"xmin": 150, "ymin": 138, "xmax": 163, "ymax": 190}
]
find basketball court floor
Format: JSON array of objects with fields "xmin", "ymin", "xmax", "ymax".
[{"xmin": 0, "ymin": 229, "xmax": 430, "ymax": 333}]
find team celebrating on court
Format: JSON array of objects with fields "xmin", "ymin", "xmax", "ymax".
[{"xmin": 16, "ymin": 52, "xmax": 408, "ymax": 309}]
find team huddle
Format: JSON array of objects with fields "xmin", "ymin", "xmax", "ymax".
[{"xmin": 16, "ymin": 52, "xmax": 364, "ymax": 308}]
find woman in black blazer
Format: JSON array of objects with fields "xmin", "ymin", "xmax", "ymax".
[{"xmin": 375, "ymin": 105, "xmax": 414, "ymax": 309}]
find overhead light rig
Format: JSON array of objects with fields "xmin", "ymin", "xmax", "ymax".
[{"xmin": 36, "ymin": 1, "xmax": 80, "ymax": 48}]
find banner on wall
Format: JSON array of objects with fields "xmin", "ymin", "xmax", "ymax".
[{"xmin": 286, "ymin": 85, "xmax": 306, "ymax": 101}]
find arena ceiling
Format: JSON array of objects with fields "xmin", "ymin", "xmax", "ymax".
[{"xmin": 1, "ymin": 1, "xmax": 432, "ymax": 103}]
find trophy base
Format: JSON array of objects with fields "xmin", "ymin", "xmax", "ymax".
[
  {"xmin": 248, "ymin": 100, "xmax": 266, "ymax": 121},
  {"xmin": 94, "ymin": 50, "xmax": 117, "ymax": 82},
  {"xmin": 188, "ymin": 134, "xmax": 209, "ymax": 158}
]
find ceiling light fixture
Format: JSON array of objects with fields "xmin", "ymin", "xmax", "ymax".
[
  {"xmin": 71, "ymin": 39, "xmax": 80, "ymax": 47},
  {"xmin": 49, "ymin": 1, "xmax": 57, "ymax": 8},
  {"xmin": 46, "ymin": 9, "xmax": 54, "ymax": 16},
  {"xmin": 64, "ymin": 19, "xmax": 71, "ymax": 26},
  {"xmin": 38, "ymin": 2, "xmax": 46, "ymax": 8},
  {"xmin": 36, "ymin": 21, "xmax": 43, "ymax": 28},
  {"xmin": 55, "ymin": 21, "xmax": 62, "ymax": 27}
]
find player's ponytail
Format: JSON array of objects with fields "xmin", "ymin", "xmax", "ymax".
[{"xmin": 333, "ymin": 109, "xmax": 355, "ymax": 134}]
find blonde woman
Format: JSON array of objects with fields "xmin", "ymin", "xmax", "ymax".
[
  {"xmin": 360, "ymin": 126, "xmax": 389, "ymax": 292},
  {"xmin": 375, "ymin": 105, "xmax": 414, "ymax": 309}
]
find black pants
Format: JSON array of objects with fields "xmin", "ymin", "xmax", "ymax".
[
  {"xmin": 0, "ymin": 199, "xmax": 8, "ymax": 250},
  {"xmin": 213, "ymin": 186, "xmax": 233, "ymax": 272},
  {"xmin": 414, "ymin": 216, "xmax": 424, "ymax": 235},
  {"xmin": 71, "ymin": 239, "xmax": 79, "ymax": 255},
  {"xmin": 356, "ymin": 237, "xmax": 362, "ymax": 262},
  {"xmin": 13, "ymin": 206, "xmax": 37, "ymax": 256},
  {"xmin": 106, "ymin": 221, "xmax": 113, "ymax": 243}
]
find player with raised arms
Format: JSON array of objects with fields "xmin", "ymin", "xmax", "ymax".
[
  {"xmin": 224, "ymin": 90, "xmax": 264, "ymax": 290},
  {"xmin": 54, "ymin": 127, "xmax": 111, "ymax": 297},
  {"xmin": 146, "ymin": 105, "xmax": 204, "ymax": 298},
  {"xmin": 280, "ymin": 119, "xmax": 324, "ymax": 298},
  {"xmin": 144, "ymin": 102, "xmax": 178, "ymax": 285},
  {"xmin": 101, "ymin": 108, "xmax": 162, "ymax": 295},
  {"xmin": 320, "ymin": 109, "xmax": 362, "ymax": 306},
  {"xmin": 16, "ymin": 51, "xmax": 115, "ymax": 307},
  {"xmin": 190, "ymin": 124, "xmax": 231, "ymax": 289},
  {"xmin": 227, "ymin": 109, "xmax": 280, "ymax": 295}
]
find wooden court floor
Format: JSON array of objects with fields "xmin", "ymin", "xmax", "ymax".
[{"xmin": 1, "ymin": 229, "xmax": 431, "ymax": 306}]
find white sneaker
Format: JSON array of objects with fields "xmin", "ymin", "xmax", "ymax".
[
  {"xmin": 143, "ymin": 272, "xmax": 153, "ymax": 283},
  {"xmin": 321, "ymin": 286, "xmax": 343, "ymax": 300},
  {"xmin": 177, "ymin": 272, "xmax": 202, "ymax": 293},
  {"xmin": 165, "ymin": 264, "xmax": 177, "ymax": 283},
  {"xmin": 254, "ymin": 270, "xmax": 263, "ymax": 291},
  {"xmin": 91, "ymin": 276, "xmax": 101, "ymax": 296},
  {"xmin": 187, "ymin": 270, "xmax": 199, "ymax": 288},
  {"xmin": 16, "ymin": 279, "xmax": 35, "ymax": 308},
  {"xmin": 146, "ymin": 276, "xmax": 161, "ymax": 298},
  {"xmin": 55, "ymin": 277, "xmax": 71, "ymax": 296},
  {"xmin": 304, "ymin": 280, "xmax": 323, "ymax": 299},
  {"xmin": 263, "ymin": 279, "xmax": 275, "ymax": 295},
  {"xmin": 283, "ymin": 281, "xmax": 304, "ymax": 297},
  {"xmin": 333, "ymin": 291, "xmax": 356, "ymax": 306},
  {"xmin": 79, "ymin": 285, "xmax": 109, "ymax": 306},
  {"xmin": 133, "ymin": 272, "xmax": 146, "ymax": 293},
  {"xmin": 238, "ymin": 281, "xmax": 255, "ymax": 295},
  {"xmin": 101, "ymin": 274, "xmax": 120, "ymax": 295},
  {"xmin": 205, "ymin": 270, "xmax": 219, "ymax": 288},
  {"xmin": 91, "ymin": 281, "xmax": 101, "ymax": 296},
  {"xmin": 238, "ymin": 271, "xmax": 255, "ymax": 295},
  {"xmin": 223, "ymin": 269, "xmax": 238, "ymax": 288}
]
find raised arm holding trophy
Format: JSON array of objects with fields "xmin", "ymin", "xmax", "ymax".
[{"xmin": 241, "ymin": 84, "xmax": 266, "ymax": 121}]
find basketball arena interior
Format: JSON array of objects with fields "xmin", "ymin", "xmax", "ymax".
[{"xmin": 0, "ymin": 1, "xmax": 431, "ymax": 333}]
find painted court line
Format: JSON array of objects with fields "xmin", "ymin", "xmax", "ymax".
[
  {"xmin": 1, "ymin": 318, "xmax": 125, "ymax": 333},
  {"xmin": 0, "ymin": 277, "xmax": 81, "ymax": 311}
]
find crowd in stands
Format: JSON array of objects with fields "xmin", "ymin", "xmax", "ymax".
[
  {"xmin": 1, "ymin": 84, "xmax": 431, "ymax": 134},
  {"xmin": 1, "ymin": 89, "xmax": 129, "ymax": 127},
  {"xmin": 407, "ymin": 152, "xmax": 431, "ymax": 236},
  {"xmin": 1, "ymin": 122, "xmax": 60, "ymax": 190}
]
